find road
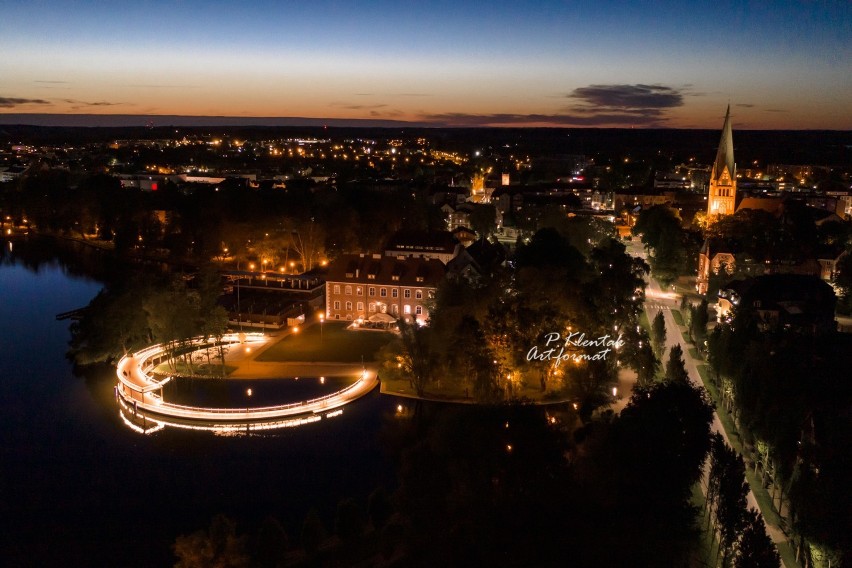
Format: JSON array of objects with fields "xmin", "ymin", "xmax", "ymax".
[{"xmin": 627, "ymin": 240, "xmax": 788, "ymax": 565}]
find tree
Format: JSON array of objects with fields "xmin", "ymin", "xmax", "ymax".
[
  {"xmin": 711, "ymin": 440, "xmax": 749, "ymax": 566},
  {"xmin": 449, "ymin": 315, "xmax": 501, "ymax": 401},
  {"xmin": 665, "ymin": 344, "xmax": 689, "ymax": 383},
  {"xmin": 396, "ymin": 319, "xmax": 437, "ymax": 397},
  {"xmin": 734, "ymin": 509, "xmax": 780, "ymax": 568},
  {"xmin": 253, "ymin": 516, "xmax": 288, "ymax": 568},
  {"xmin": 334, "ymin": 498, "xmax": 365, "ymax": 543},
  {"xmin": 300, "ymin": 508, "xmax": 327, "ymax": 556},
  {"xmin": 689, "ymin": 299, "xmax": 709, "ymax": 347},
  {"xmin": 834, "ymin": 252, "xmax": 852, "ymax": 314},
  {"xmin": 173, "ymin": 514, "xmax": 249, "ymax": 568},
  {"xmin": 634, "ymin": 340, "xmax": 659, "ymax": 387},
  {"xmin": 367, "ymin": 487, "xmax": 393, "ymax": 531},
  {"xmin": 651, "ymin": 310, "xmax": 666, "ymax": 358},
  {"xmin": 633, "ymin": 205, "xmax": 689, "ymax": 285},
  {"xmin": 469, "ymin": 203, "xmax": 497, "ymax": 237}
]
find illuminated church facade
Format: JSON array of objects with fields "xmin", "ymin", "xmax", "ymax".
[{"xmin": 707, "ymin": 105, "xmax": 737, "ymax": 217}]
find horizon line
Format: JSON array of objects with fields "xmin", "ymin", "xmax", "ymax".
[{"xmin": 1, "ymin": 113, "xmax": 849, "ymax": 132}]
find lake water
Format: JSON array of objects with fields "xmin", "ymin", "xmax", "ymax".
[{"xmin": 0, "ymin": 239, "xmax": 397, "ymax": 566}]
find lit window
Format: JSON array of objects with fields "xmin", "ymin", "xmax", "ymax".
[
  {"xmin": 345, "ymin": 285, "xmax": 352, "ymax": 295},
  {"xmin": 356, "ymin": 286, "xmax": 363, "ymax": 296},
  {"xmin": 404, "ymin": 305, "xmax": 411, "ymax": 314},
  {"xmin": 333, "ymin": 285, "xmax": 340, "ymax": 295},
  {"xmin": 369, "ymin": 303, "xmax": 376, "ymax": 313},
  {"xmin": 391, "ymin": 304, "xmax": 398, "ymax": 315}
]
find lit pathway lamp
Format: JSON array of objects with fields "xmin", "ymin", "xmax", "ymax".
[{"xmin": 319, "ymin": 313, "xmax": 325, "ymax": 346}]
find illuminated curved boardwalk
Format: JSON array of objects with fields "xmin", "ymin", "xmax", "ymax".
[{"xmin": 115, "ymin": 333, "xmax": 378, "ymax": 424}]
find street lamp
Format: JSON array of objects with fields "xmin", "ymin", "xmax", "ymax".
[{"xmin": 319, "ymin": 313, "xmax": 325, "ymax": 346}]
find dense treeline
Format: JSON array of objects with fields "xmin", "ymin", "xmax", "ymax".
[
  {"xmin": 708, "ymin": 301, "xmax": 852, "ymax": 564},
  {"xmin": 68, "ymin": 267, "xmax": 229, "ymax": 374},
  {"xmin": 0, "ymin": 170, "xmax": 444, "ymax": 266},
  {"xmin": 380, "ymin": 228, "xmax": 652, "ymax": 417}
]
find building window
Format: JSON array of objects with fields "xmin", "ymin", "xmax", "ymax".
[
  {"xmin": 415, "ymin": 305, "xmax": 423, "ymax": 315},
  {"xmin": 391, "ymin": 275, "xmax": 399, "ymax": 281},
  {"xmin": 391, "ymin": 304, "xmax": 398, "ymax": 315},
  {"xmin": 392, "ymin": 288, "xmax": 398, "ymax": 298},
  {"xmin": 380, "ymin": 288, "xmax": 387, "ymax": 297},
  {"xmin": 345, "ymin": 285, "xmax": 352, "ymax": 295},
  {"xmin": 369, "ymin": 302, "xmax": 376, "ymax": 313},
  {"xmin": 369, "ymin": 287, "xmax": 375, "ymax": 296},
  {"xmin": 404, "ymin": 304, "xmax": 411, "ymax": 315},
  {"xmin": 346, "ymin": 301, "xmax": 352, "ymax": 311},
  {"xmin": 333, "ymin": 301, "xmax": 340, "ymax": 310},
  {"xmin": 367, "ymin": 274, "xmax": 375, "ymax": 279},
  {"xmin": 357, "ymin": 302, "xmax": 364, "ymax": 311},
  {"xmin": 427, "ymin": 290, "xmax": 435, "ymax": 299},
  {"xmin": 404, "ymin": 289, "xmax": 411, "ymax": 299},
  {"xmin": 333, "ymin": 285, "xmax": 340, "ymax": 295},
  {"xmin": 415, "ymin": 290, "xmax": 422, "ymax": 299},
  {"xmin": 356, "ymin": 286, "xmax": 363, "ymax": 296}
]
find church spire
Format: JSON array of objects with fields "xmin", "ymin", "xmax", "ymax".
[
  {"xmin": 712, "ymin": 104, "xmax": 735, "ymax": 182},
  {"xmin": 707, "ymin": 105, "xmax": 737, "ymax": 217}
]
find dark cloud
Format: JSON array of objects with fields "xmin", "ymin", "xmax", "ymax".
[
  {"xmin": 420, "ymin": 112, "xmax": 666, "ymax": 127},
  {"xmin": 0, "ymin": 96, "xmax": 51, "ymax": 108},
  {"xmin": 332, "ymin": 103, "xmax": 389, "ymax": 110},
  {"xmin": 127, "ymin": 84, "xmax": 201, "ymax": 89},
  {"xmin": 569, "ymin": 84, "xmax": 684, "ymax": 110},
  {"xmin": 60, "ymin": 99, "xmax": 125, "ymax": 110},
  {"xmin": 424, "ymin": 84, "xmax": 693, "ymax": 126},
  {"xmin": 370, "ymin": 109, "xmax": 404, "ymax": 118},
  {"xmin": 736, "ymin": 103, "xmax": 755, "ymax": 108}
]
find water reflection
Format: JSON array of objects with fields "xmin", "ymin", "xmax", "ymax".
[{"xmin": 0, "ymin": 240, "xmax": 397, "ymax": 567}]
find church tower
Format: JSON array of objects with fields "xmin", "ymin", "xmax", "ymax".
[{"xmin": 707, "ymin": 105, "xmax": 736, "ymax": 217}]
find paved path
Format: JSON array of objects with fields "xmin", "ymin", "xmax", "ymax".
[
  {"xmin": 626, "ymin": 241, "xmax": 787, "ymax": 565},
  {"xmin": 645, "ymin": 275, "xmax": 788, "ymax": 564},
  {"xmin": 116, "ymin": 334, "xmax": 379, "ymax": 423}
]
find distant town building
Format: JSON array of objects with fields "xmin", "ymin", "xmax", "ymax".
[
  {"xmin": 324, "ymin": 254, "xmax": 445, "ymax": 323},
  {"xmin": 716, "ymin": 274, "xmax": 836, "ymax": 333},
  {"xmin": 383, "ymin": 230, "xmax": 461, "ymax": 265},
  {"xmin": 707, "ymin": 105, "xmax": 737, "ymax": 218}
]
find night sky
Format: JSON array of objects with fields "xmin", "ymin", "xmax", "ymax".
[{"xmin": 1, "ymin": 0, "xmax": 850, "ymax": 128}]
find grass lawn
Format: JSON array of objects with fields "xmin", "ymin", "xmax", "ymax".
[
  {"xmin": 672, "ymin": 308, "xmax": 685, "ymax": 326},
  {"xmin": 257, "ymin": 321, "xmax": 394, "ymax": 363},
  {"xmin": 690, "ymin": 483, "xmax": 719, "ymax": 567},
  {"xmin": 154, "ymin": 361, "xmax": 237, "ymax": 378},
  {"xmin": 639, "ymin": 310, "xmax": 651, "ymax": 335},
  {"xmin": 695, "ymin": 364, "xmax": 797, "ymax": 566}
]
